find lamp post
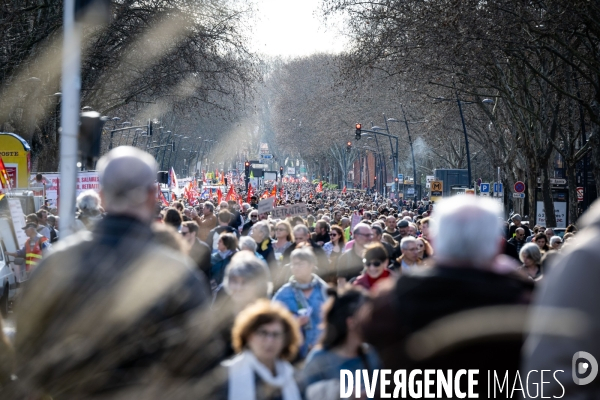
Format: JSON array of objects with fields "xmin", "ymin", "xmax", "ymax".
[
  {"xmin": 434, "ymin": 92, "xmax": 494, "ymax": 188},
  {"xmin": 387, "ymin": 105, "xmax": 426, "ymax": 204}
]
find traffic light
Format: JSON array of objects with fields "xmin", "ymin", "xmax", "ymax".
[
  {"xmin": 355, "ymin": 123, "xmax": 362, "ymax": 140},
  {"xmin": 244, "ymin": 161, "xmax": 250, "ymax": 175},
  {"xmin": 279, "ymin": 166, "xmax": 284, "ymax": 177},
  {"xmin": 346, "ymin": 141, "xmax": 352, "ymax": 153}
]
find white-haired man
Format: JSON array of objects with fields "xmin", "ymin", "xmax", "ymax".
[
  {"xmin": 15, "ymin": 147, "xmax": 215, "ymax": 398},
  {"xmin": 361, "ymin": 196, "xmax": 533, "ymax": 375}
]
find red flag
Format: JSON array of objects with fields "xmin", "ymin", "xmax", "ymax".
[
  {"xmin": 316, "ymin": 181, "xmax": 323, "ymax": 192},
  {"xmin": 225, "ymin": 185, "xmax": 235, "ymax": 201},
  {"xmin": 217, "ymin": 188, "xmax": 223, "ymax": 204},
  {"xmin": 159, "ymin": 190, "xmax": 169, "ymax": 206},
  {"xmin": 261, "ymin": 190, "xmax": 270, "ymax": 199},
  {"xmin": 270, "ymin": 185, "xmax": 277, "ymax": 197},
  {"xmin": 342, "ymin": 186, "xmax": 347, "ymax": 194},
  {"xmin": 171, "ymin": 192, "xmax": 177, "ymax": 201},
  {"xmin": 0, "ymin": 155, "xmax": 11, "ymax": 190},
  {"xmin": 246, "ymin": 183, "xmax": 254, "ymax": 203},
  {"xmin": 209, "ymin": 188, "xmax": 213, "ymax": 199}
]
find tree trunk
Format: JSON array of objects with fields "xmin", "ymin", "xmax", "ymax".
[{"xmin": 540, "ymin": 167, "xmax": 557, "ymax": 227}]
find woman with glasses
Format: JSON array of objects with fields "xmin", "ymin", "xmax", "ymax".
[
  {"xmin": 273, "ymin": 221, "xmax": 294, "ymax": 264},
  {"xmin": 299, "ymin": 288, "xmax": 380, "ymax": 399},
  {"xmin": 273, "ymin": 247, "xmax": 328, "ymax": 359},
  {"xmin": 353, "ymin": 243, "xmax": 393, "ymax": 291},
  {"xmin": 216, "ymin": 299, "xmax": 302, "ymax": 400},
  {"xmin": 322, "ymin": 225, "xmax": 345, "ymax": 269}
]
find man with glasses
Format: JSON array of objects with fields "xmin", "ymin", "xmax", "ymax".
[
  {"xmin": 180, "ymin": 221, "xmax": 211, "ymax": 284},
  {"xmin": 395, "ymin": 237, "xmax": 422, "ymax": 271},
  {"xmin": 508, "ymin": 227, "xmax": 527, "ymax": 253},
  {"xmin": 336, "ymin": 223, "xmax": 373, "ymax": 285},
  {"xmin": 242, "ymin": 210, "xmax": 259, "ymax": 236}
]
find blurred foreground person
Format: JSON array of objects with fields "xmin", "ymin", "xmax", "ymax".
[
  {"xmin": 524, "ymin": 199, "xmax": 600, "ymax": 398},
  {"xmin": 216, "ymin": 299, "xmax": 302, "ymax": 400},
  {"xmin": 13, "ymin": 147, "xmax": 213, "ymax": 400},
  {"xmin": 212, "ymin": 252, "xmax": 272, "ymax": 361},
  {"xmin": 273, "ymin": 248, "xmax": 328, "ymax": 359},
  {"xmin": 0, "ymin": 315, "xmax": 13, "ymax": 390},
  {"xmin": 74, "ymin": 189, "xmax": 103, "ymax": 231},
  {"xmin": 519, "ymin": 243, "xmax": 542, "ymax": 281},
  {"xmin": 299, "ymin": 288, "xmax": 380, "ymax": 399},
  {"xmin": 362, "ymin": 196, "xmax": 533, "ymax": 374}
]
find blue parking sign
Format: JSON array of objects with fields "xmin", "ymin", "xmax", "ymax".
[{"xmin": 480, "ymin": 183, "xmax": 490, "ymax": 193}]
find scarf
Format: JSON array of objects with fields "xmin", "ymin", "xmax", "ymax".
[
  {"xmin": 218, "ymin": 249, "xmax": 233, "ymax": 260},
  {"xmin": 366, "ymin": 269, "xmax": 391, "ymax": 288},
  {"xmin": 290, "ymin": 274, "xmax": 324, "ymax": 331},
  {"xmin": 224, "ymin": 350, "xmax": 301, "ymax": 400}
]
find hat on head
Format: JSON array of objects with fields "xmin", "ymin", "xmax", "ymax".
[
  {"xmin": 398, "ymin": 220, "xmax": 409, "ymax": 228},
  {"xmin": 22, "ymin": 222, "xmax": 37, "ymax": 230}
]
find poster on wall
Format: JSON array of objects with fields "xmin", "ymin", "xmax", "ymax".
[{"xmin": 536, "ymin": 201, "xmax": 567, "ymax": 228}]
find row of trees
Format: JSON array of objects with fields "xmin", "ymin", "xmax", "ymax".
[
  {"xmin": 0, "ymin": 0, "xmax": 259, "ymax": 172},
  {"xmin": 316, "ymin": 0, "xmax": 600, "ymax": 225}
]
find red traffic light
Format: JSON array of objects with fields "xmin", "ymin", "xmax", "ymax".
[
  {"xmin": 244, "ymin": 161, "xmax": 250, "ymax": 167},
  {"xmin": 356, "ymin": 123, "xmax": 361, "ymax": 130},
  {"xmin": 347, "ymin": 141, "xmax": 352, "ymax": 146}
]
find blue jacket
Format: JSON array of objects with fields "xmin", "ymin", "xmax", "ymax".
[{"xmin": 272, "ymin": 275, "xmax": 328, "ymax": 358}]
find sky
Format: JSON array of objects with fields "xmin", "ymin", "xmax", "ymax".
[{"xmin": 250, "ymin": 0, "xmax": 348, "ymax": 57}]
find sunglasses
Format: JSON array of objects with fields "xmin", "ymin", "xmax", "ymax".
[{"xmin": 363, "ymin": 259, "xmax": 383, "ymax": 267}]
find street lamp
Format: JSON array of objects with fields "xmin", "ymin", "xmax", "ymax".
[
  {"xmin": 387, "ymin": 105, "xmax": 426, "ymax": 204},
  {"xmin": 434, "ymin": 93, "xmax": 494, "ymax": 188}
]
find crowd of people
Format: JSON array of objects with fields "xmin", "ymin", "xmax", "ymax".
[{"xmin": 0, "ymin": 146, "xmax": 597, "ymax": 399}]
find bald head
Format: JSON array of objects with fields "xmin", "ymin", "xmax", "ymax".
[{"xmin": 97, "ymin": 146, "xmax": 157, "ymax": 221}]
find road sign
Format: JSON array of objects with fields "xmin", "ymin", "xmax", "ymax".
[
  {"xmin": 537, "ymin": 177, "xmax": 567, "ymax": 185},
  {"xmin": 577, "ymin": 187, "xmax": 584, "ymax": 202},
  {"xmin": 397, "ymin": 174, "xmax": 404, "ymax": 181},
  {"xmin": 261, "ymin": 154, "xmax": 273, "ymax": 159},
  {"xmin": 514, "ymin": 181, "xmax": 525, "ymax": 193},
  {"xmin": 431, "ymin": 181, "xmax": 443, "ymax": 198},
  {"xmin": 426, "ymin": 175, "xmax": 435, "ymax": 183},
  {"xmin": 407, "ymin": 188, "xmax": 415, "ymax": 195},
  {"xmin": 480, "ymin": 183, "xmax": 490, "ymax": 193},
  {"xmin": 251, "ymin": 163, "xmax": 268, "ymax": 169},
  {"xmin": 513, "ymin": 192, "xmax": 525, "ymax": 198}
]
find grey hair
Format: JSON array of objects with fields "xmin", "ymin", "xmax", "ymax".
[
  {"xmin": 239, "ymin": 236, "xmax": 258, "ymax": 253},
  {"xmin": 77, "ymin": 189, "xmax": 101, "ymax": 211},
  {"xmin": 292, "ymin": 224, "xmax": 310, "ymax": 237},
  {"xmin": 549, "ymin": 236, "xmax": 563, "ymax": 246},
  {"xmin": 253, "ymin": 221, "xmax": 271, "ymax": 240},
  {"xmin": 400, "ymin": 236, "xmax": 418, "ymax": 250},
  {"xmin": 432, "ymin": 196, "xmax": 503, "ymax": 266},
  {"xmin": 96, "ymin": 146, "xmax": 157, "ymax": 211},
  {"xmin": 290, "ymin": 247, "xmax": 317, "ymax": 266},
  {"xmin": 520, "ymin": 243, "xmax": 542, "ymax": 264},
  {"xmin": 223, "ymin": 252, "xmax": 272, "ymax": 297}
]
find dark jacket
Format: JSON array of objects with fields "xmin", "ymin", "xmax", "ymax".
[
  {"xmin": 210, "ymin": 251, "xmax": 236, "ymax": 288},
  {"xmin": 256, "ymin": 238, "xmax": 276, "ymax": 267},
  {"xmin": 362, "ymin": 266, "xmax": 533, "ymax": 373},
  {"xmin": 14, "ymin": 215, "xmax": 215, "ymax": 399},
  {"xmin": 190, "ymin": 238, "xmax": 212, "ymax": 279},
  {"xmin": 335, "ymin": 244, "xmax": 365, "ymax": 281}
]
